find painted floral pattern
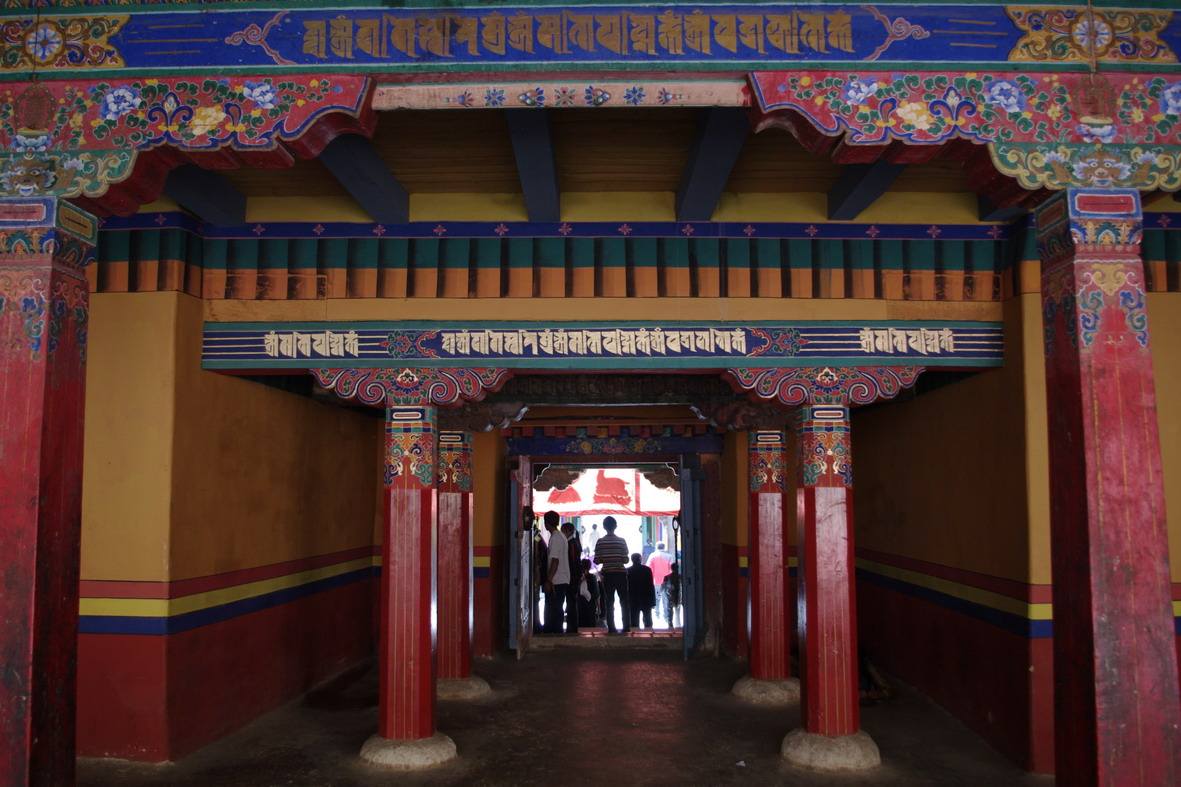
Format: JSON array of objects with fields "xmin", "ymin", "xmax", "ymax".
[
  {"xmin": 752, "ymin": 70, "xmax": 1181, "ymax": 188},
  {"xmin": 755, "ymin": 72, "xmax": 1079, "ymax": 145},
  {"xmin": 0, "ymin": 75, "xmax": 367, "ymax": 198}
]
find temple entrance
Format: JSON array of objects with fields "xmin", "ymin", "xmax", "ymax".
[{"xmin": 512, "ymin": 461, "xmax": 693, "ymax": 652}]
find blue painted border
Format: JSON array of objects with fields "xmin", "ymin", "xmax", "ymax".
[
  {"xmin": 857, "ymin": 568, "xmax": 1054, "ymax": 639},
  {"xmin": 79, "ymin": 567, "xmax": 378, "ymax": 636},
  {"xmin": 101, "ymin": 212, "xmax": 1011, "ymax": 241}
]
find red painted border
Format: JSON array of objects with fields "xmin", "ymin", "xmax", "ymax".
[
  {"xmin": 856, "ymin": 547, "xmax": 1053, "ymax": 604},
  {"xmin": 78, "ymin": 577, "xmax": 374, "ymax": 761},
  {"xmin": 80, "ymin": 545, "xmax": 376, "ymax": 600},
  {"xmin": 858, "ymin": 576, "xmax": 1054, "ymax": 773}
]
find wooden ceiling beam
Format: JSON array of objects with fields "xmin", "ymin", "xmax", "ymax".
[
  {"xmin": 318, "ymin": 133, "xmax": 409, "ymax": 223},
  {"xmin": 827, "ymin": 159, "xmax": 905, "ymax": 220},
  {"xmin": 163, "ymin": 164, "xmax": 247, "ymax": 226},
  {"xmin": 675, "ymin": 107, "xmax": 750, "ymax": 222},
  {"xmin": 504, "ymin": 109, "xmax": 560, "ymax": 223}
]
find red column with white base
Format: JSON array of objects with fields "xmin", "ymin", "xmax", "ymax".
[
  {"xmin": 0, "ymin": 198, "xmax": 96, "ymax": 785},
  {"xmin": 436, "ymin": 431, "xmax": 490, "ymax": 700},
  {"xmin": 732, "ymin": 430, "xmax": 799, "ymax": 705},
  {"xmin": 1038, "ymin": 189, "xmax": 1181, "ymax": 786},
  {"xmin": 311, "ymin": 367, "xmax": 511, "ymax": 768},
  {"xmin": 725, "ymin": 366, "xmax": 922, "ymax": 769},
  {"xmin": 361, "ymin": 403, "xmax": 457, "ymax": 768},
  {"xmin": 783, "ymin": 404, "xmax": 880, "ymax": 770}
]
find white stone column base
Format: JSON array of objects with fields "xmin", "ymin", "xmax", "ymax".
[
  {"xmin": 359, "ymin": 732, "xmax": 457, "ymax": 770},
  {"xmin": 437, "ymin": 675, "xmax": 493, "ymax": 701},
  {"xmin": 781, "ymin": 729, "xmax": 881, "ymax": 772},
  {"xmin": 730, "ymin": 675, "xmax": 800, "ymax": 705}
]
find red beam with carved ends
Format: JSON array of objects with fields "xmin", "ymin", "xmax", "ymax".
[
  {"xmin": 1037, "ymin": 189, "xmax": 1181, "ymax": 786},
  {"xmin": 437, "ymin": 430, "xmax": 474, "ymax": 682},
  {"xmin": 748, "ymin": 430, "xmax": 790, "ymax": 682},
  {"xmin": 311, "ymin": 367, "xmax": 508, "ymax": 745},
  {"xmin": 727, "ymin": 366, "xmax": 921, "ymax": 759},
  {"xmin": 0, "ymin": 197, "xmax": 96, "ymax": 784}
]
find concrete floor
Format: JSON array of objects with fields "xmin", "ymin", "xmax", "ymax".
[{"xmin": 79, "ymin": 649, "xmax": 1053, "ymax": 786}]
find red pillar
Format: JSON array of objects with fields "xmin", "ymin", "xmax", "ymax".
[
  {"xmin": 1037, "ymin": 188, "xmax": 1181, "ymax": 785},
  {"xmin": 436, "ymin": 430, "xmax": 473, "ymax": 681},
  {"xmin": 377, "ymin": 404, "xmax": 438, "ymax": 740},
  {"xmin": 0, "ymin": 197, "xmax": 96, "ymax": 785},
  {"xmin": 795, "ymin": 405, "xmax": 859, "ymax": 737},
  {"xmin": 748, "ymin": 430, "xmax": 791, "ymax": 681}
]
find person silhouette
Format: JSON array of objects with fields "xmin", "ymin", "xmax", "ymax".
[
  {"xmin": 626, "ymin": 553, "xmax": 656, "ymax": 629},
  {"xmin": 592, "ymin": 516, "xmax": 630, "ymax": 633}
]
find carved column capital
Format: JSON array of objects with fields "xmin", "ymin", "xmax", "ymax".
[
  {"xmin": 312, "ymin": 367, "xmax": 511, "ymax": 407},
  {"xmin": 1038, "ymin": 189, "xmax": 1148, "ymax": 353}
]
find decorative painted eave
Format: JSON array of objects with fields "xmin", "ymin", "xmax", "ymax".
[{"xmin": 91, "ymin": 213, "xmax": 1022, "ymax": 301}]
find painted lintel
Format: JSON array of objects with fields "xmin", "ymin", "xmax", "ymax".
[{"xmin": 201, "ymin": 320, "xmax": 1004, "ymax": 371}]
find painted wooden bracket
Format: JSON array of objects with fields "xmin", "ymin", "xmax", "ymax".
[
  {"xmin": 318, "ymin": 134, "xmax": 409, "ymax": 224},
  {"xmin": 163, "ymin": 164, "xmax": 247, "ymax": 227},
  {"xmin": 504, "ymin": 109, "xmax": 560, "ymax": 223},
  {"xmin": 676, "ymin": 107, "xmax": 751, "ymax": 222}
]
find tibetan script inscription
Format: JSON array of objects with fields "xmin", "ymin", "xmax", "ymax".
[
  {"xmin": 264, "ymin": 330, "xmax": 361, "ymax": 359},
  {"xmin": 857, "ymin": 328, "xmax": 954, "ymax": 355},
  {"xmin": 203, "ymin": 322, "xmax": 1002, "ymax": 370},
  {"xmin": 439, "ymin": 327, "xmax": 746, "ymax": 357},
  {"xmin": 299, "ymin": 11, "xmax": 858, "ymax": 61},
  {"xmin": 198, "ymin": 5, "xmax": 942, "ymax": 69}
]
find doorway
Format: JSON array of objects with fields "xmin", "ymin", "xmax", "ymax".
[{"xmin": 508, "ymin": 457, "xmax": 705, "ymax": 659}]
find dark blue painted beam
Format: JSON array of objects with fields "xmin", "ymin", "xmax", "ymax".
[
  {"xmin": 978, "ymin": 194, "xmax": 1029, "ymax": 222},
  {"xmin": 504, "ymin": 109, "xmax": 560, "ymax": 222},
  {"xmin": 318, "ymin": 134, "xmax": 408, "ymax": 223},
  {"xmin": 676, "ymin": 107, "xmax": 750, "ymax": 222},
  {"xmin": 827, "ymin": 160, "xmax": 905, "ymax": 220},
  {"xmin": 163, "ymin": 165, "xmax": 246, "ymax": 227}
]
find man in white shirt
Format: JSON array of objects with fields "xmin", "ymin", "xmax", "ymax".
[{"xmin": 542, "ymin": 511, "xmax": 570, "ymax": 634}]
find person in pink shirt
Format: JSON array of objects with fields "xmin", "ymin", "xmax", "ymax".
[{"xmin": 645, "ymin": 542, "xmax": 674, "ymax": 627}]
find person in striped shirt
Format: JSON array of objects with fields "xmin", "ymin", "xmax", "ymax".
[{"xmin": 592, "ymin": 516, "xmax": 631, "ymax": 634}]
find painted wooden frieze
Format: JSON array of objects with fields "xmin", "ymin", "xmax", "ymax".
[
  {"xmin": 202, "ymin": 321, "xmax": 1003, "ymax": 370},
  {"xmin": 1, "ymin": 5, "xmax": 1178, "ymax": 76},
  {"xmin": 0, "ymin": 76, "xmax": 370, "ymax": 198},
  {"xmin": 751, "ymin": 70, "xmax": 1181, "ymax": 190}
]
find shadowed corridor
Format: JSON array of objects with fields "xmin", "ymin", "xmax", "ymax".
[{"xmin": 80, "ymin": 650, "xmax": 1053, "ymax": 786}]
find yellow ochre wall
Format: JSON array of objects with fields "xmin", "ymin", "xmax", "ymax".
[
  {"xmin": 853, "ymin": 294, "xmax": 1049, "ymax": 583},
  {"xmin": 1149, "ymin": 293, "xmax": 1181, "ymax": 581},
  {"xmin": 168, "ymin": 294, "xmax": 380, "ymax": 578},
  {"xmin": 82, "ymin": 293, "xmax": 177, "ymax": 581},
  {"xmin": 720, "ymin": 431, "xmax": 748, "ymax": 551},
  {"xmin": 472, "ymin": 430, "xmax": 507, "ymax": 549},
  {"xmin": 82, "ymin": 291, "xmax": 380, "ymax": 582}
]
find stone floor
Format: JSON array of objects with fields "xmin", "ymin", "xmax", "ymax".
[{"xmin": 79, "ymin": 649, "xmax": 1054, "ymax": 786}]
